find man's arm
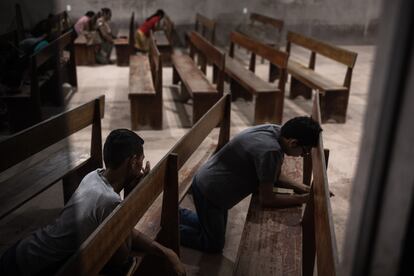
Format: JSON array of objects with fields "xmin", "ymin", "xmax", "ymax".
[
  {"xmin": 277, "ymin": 174, "xmax": 310, "ymax": 194},
  {"xmin": 259, "ymin": 181, "xmax": 309, "ymax": 208}
]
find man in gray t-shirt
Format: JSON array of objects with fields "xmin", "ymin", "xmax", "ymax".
[
  {"xmin": 180, "ymin": 117, "xmax": 322, "ymax": 253},
  {"xmin": 0, "ymin": 129, "xmax": 185, "ymax": 276}
]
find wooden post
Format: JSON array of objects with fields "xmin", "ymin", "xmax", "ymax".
[
  {"xmin": 302, "ymin": 189, "xmax": 316, "ymax": 276},
  {"xmin": 136, "ymin": 154, "xmax": 180, "ymax": 275},
  {"xmin": 216, "ymin": 94, "xmax": 231, "ymax": 152}
]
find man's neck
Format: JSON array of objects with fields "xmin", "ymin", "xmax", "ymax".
[{"xmin": 103, "ymin": 169, "xmax": 123, "ymax": 194}]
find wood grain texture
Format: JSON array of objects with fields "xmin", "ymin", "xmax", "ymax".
[
  {"xmin": 129, "ymin": 55, "xmax": 155, "ymax": 94},
  {"xmin": 195, "ymin": 13, "xmax": 216, "ymax": 44},
  {"xmin": 287, "ymin": 31, "xmax": 358, "ymax": 67},
  {"xmin": 310, "ymin": 94, "xmax": 339, "ymax": 275},
  {"xmin": 250, "ymin": 13, "xmax": 284, "ymax": 30},
  {"xmin": 0, "ymin": 96, "xmax": 104, "ymax": 220},
  {"xmin": 0, "ymin": 96, "xmax": 104, "ymax": 172},
  {"xmin": 230, "ymin": 32, "xmax": 288, "ymax": 67},
  {"xmin": 288, "ymin": 60, "xmax": 347, "ymax": 91},
  {"xmin": 171, "ymin": 53, "xmax": 216, "ymax": 94}
]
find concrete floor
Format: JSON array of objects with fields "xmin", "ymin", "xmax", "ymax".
[{"xmin": 0, "ymin": 44, "xmax": 375, "ymax": 275}]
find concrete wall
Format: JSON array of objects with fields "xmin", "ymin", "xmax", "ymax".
[{"xmin": 1, "ymin": 0, "xmax": 381, "ymax": 45}]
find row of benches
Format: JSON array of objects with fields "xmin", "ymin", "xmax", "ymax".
[
  {"xmin": 129, "ymin": 27, "xmax": 356, "ymax": 131},
  {"xmin": 1, "ymin": 29, "xmax": 78, "ymax": 133}
]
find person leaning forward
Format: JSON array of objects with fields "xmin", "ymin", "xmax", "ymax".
[
  {"xmin": 179, "ymin": 116, "xmax": 322, "ymax": 253},
  {"xmin": 0, "ymin": 129, "xmax": 186, "ymax": 276}
]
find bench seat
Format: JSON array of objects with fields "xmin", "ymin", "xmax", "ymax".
[
  {"xmin": 288, "ymin": 60, "xmax": 347, "ymax": 92},
  {"xmin": 129, "ymin": 53, "xmax": 162, "ymax": 130},
  {"xmin": 172, "ymin": 52, "xmax": 220, "ymax": 125},
  {"xmin": 226, "ymin": 32, "xmax": 288, "ymax": 124},
  {"xmin": 129, "ymin": 55, "xmax": 155, "ymax": 95},
  {"xmin": 172, "ymin": 53, "xmax": 217, "ymax": 95},
  {"xmin": 234, "ymin": 195, "xmax": 302, "ymax": 275},
  {"xmin": 153, "ymin": 30, "xmax": 172, "ymax": 63},
  {"xmin": 226, "ymin": 57, "xmax": 278, "ymax": 93},
  {"xmin": 74, "ymin": 35, "xmax": 96, "ymax": 66}
]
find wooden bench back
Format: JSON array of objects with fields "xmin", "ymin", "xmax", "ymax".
[
  {"xmin": 287, "ymin": 31, "xmax": 358, "ymax": 88},
  {"xmin": 32, "ymin": 29, "xmax": 74, "ymax": 69},
  {"xmin": 229, "ymin": 31, "xmax": 288, "ymax": 90},
  {"xmin": 301, "ymin": 93, "xmax": 339, "ymax": 276},
  {"xmin": 189, "ymin": 31, "xmax": 226, "ymax": 94},
  {"xmin": 148, "ymin": 32, "xmax": 162, "ymax": 96},
  {"xmin": 0, "ymin": 95, "xmax": 105, "ymax": 173},
  {"xmin": 49, "ymin": 11, "xmax": 72, "ymax": 40},
  {"xmin": 57, "ymin": 94, "xmax": 231, "ymax": 275},
  {"xmin": 195, "ymin": 13, "xmax": 216, "ymax": 44},
  {"xmin": 250, "ymin": 13, "xmax": 284, "ymax": 31},
  {"xmin": 128, "ymin": 12, "xmax": 136, "ymax": 52}
]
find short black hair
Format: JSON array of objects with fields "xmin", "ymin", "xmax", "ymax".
[
  {"xmin": 103, "ymin": 129, "xmax": 144, "ymax": 169},
  {"xmin": 85, "ymin": 11, "xmax": 95, "ymax": 17},
  {"xmin": 281, "ymin": 116, "xmax": 322, "ymax": 147},
  {"xmin": 101, "ymin": 8, "xmax": 111, "ymax": 15}
]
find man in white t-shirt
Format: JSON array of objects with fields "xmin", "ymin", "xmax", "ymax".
[{"xmin": 0, "ymin": 129, "xmax": 185, "ymax": 276}]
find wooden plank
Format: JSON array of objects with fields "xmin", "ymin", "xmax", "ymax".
[
  {"xmin": 231, "ymin": 32, "xmax": 288, "ymax": 67},
  {"xmin": 190, "ymin": 31, "xmax": 224, "ymax": 69},
  {"xmin": 288, "ymin": 60, "xmax": 347, "ymax": 91},
  {"xmin": 196, "ymin": 13, "xmax": 216, "ymax": 32},
  {"xmin": 0, "ymin": 149, "xmax": 90, "ymax": 219},
  {"xmin": 250, "ymin": 13, "xmax": 284, "ymax": 30},
  {"xmin": 153, "ymin": 30, "xmax": 170, "ymax": 47},
  {"xmin": 129, "ymin": 55, "xmax": 156, "ymax": 95},
  {"xmin": 170, "ymin": 94, "xmax": 229, "ymax": 169},
  {"xmin": 34, "ymin": 30, "xmax": 74, "ymax": 68},
  {"xmin": 226, "ymin": 57, "xmax": 279, "ymax": 93},
  {"xmin": 172, "ymin": 53, "xmax": 217, "ymax": 94},
  {"xmin": 310, "ymin": 94, "xmax": 339, "ymax": 275},
  {"xmin": 0, "ymin": 96, "xmax": 105, "ymax": 172},
  {"xmin": 234, "ymin": 195, "xmax": 302, "ymax": 276},
  {"xmin": 287, "ymin": 31, "xmax": 358, "ymax": 68}
]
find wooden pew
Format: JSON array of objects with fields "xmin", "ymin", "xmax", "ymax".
[
  {"xmin": 185, "ymin": 13, "xmax": 216, "ymax": 46},
  {"xmin": 1, "ymin": 29, "xmax": 78, "ymax": 132},
  {"xmin": 0, "ymin": 96, "xmax": 105, "ymax": 220},
  {"xmin": 114, "ymin": 12, "xmax": 135, "ymax": 66},
  {"xmin": 301, "ymin": 92, "xmax": 338, "ymax": 275},
  {"xmin": 172, "ymin": 31, "xmax": 225, "ymax": 125},
  {"xmin": 129, "ymin": 33, "xmax": 163, "ymax": 130},
  {"xmin": 226, "ymin": 31, "xmax": 288, "ymax": 124},
  {"xmin": 49, "ymin": 11, "xmax": 73, "ymax": 40},
  {"xmin": 238, "ymin": 12, "xmax": 284, "ymax": 47},
  {"xmin": 57, "ymin": 94, "xmax": 231, "ymax": 275},
  {"xmin": 233, "ymin": 93, "xmax": 338, "ymax": 275},
  {"xmin": 74, "ymin": 35, "xmax": 96, "ymax": 66},
  {"xmin": 153, "ymin": 14, "xmax": 174, "ymax": 63},
  {"xmin": 286, "ymin": 31, "xmax": 358, "ymax": 123}
]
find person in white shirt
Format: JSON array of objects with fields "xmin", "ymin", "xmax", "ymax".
[{"xmin": 0, "ymin": 129, "xmax": 186, "ymax": 276}]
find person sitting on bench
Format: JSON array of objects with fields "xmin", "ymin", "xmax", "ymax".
[
  {"xmin": 179, "ymin": 117, "xmax": 322, "ymax": 253},
  {"xmin": 0, "ymin": 129, "xmax": 186, "ymax": 276},
  {"xmin": 135, "ymin": 9, "xmax": 165, "ymax": 52}
]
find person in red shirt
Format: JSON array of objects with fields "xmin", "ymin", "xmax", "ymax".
[{"xmin": 135, "ymin": 9, "xmax": 165, "ymax": 51}]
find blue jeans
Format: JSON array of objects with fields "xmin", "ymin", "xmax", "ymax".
[{"xmin": 179, "ymin": 179, "xmax": 228, "ymax": 253}]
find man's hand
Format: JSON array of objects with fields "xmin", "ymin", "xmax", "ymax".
[{"xmin": 139, "ymin": 161, "xmax": 151, "ymax": 178}]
